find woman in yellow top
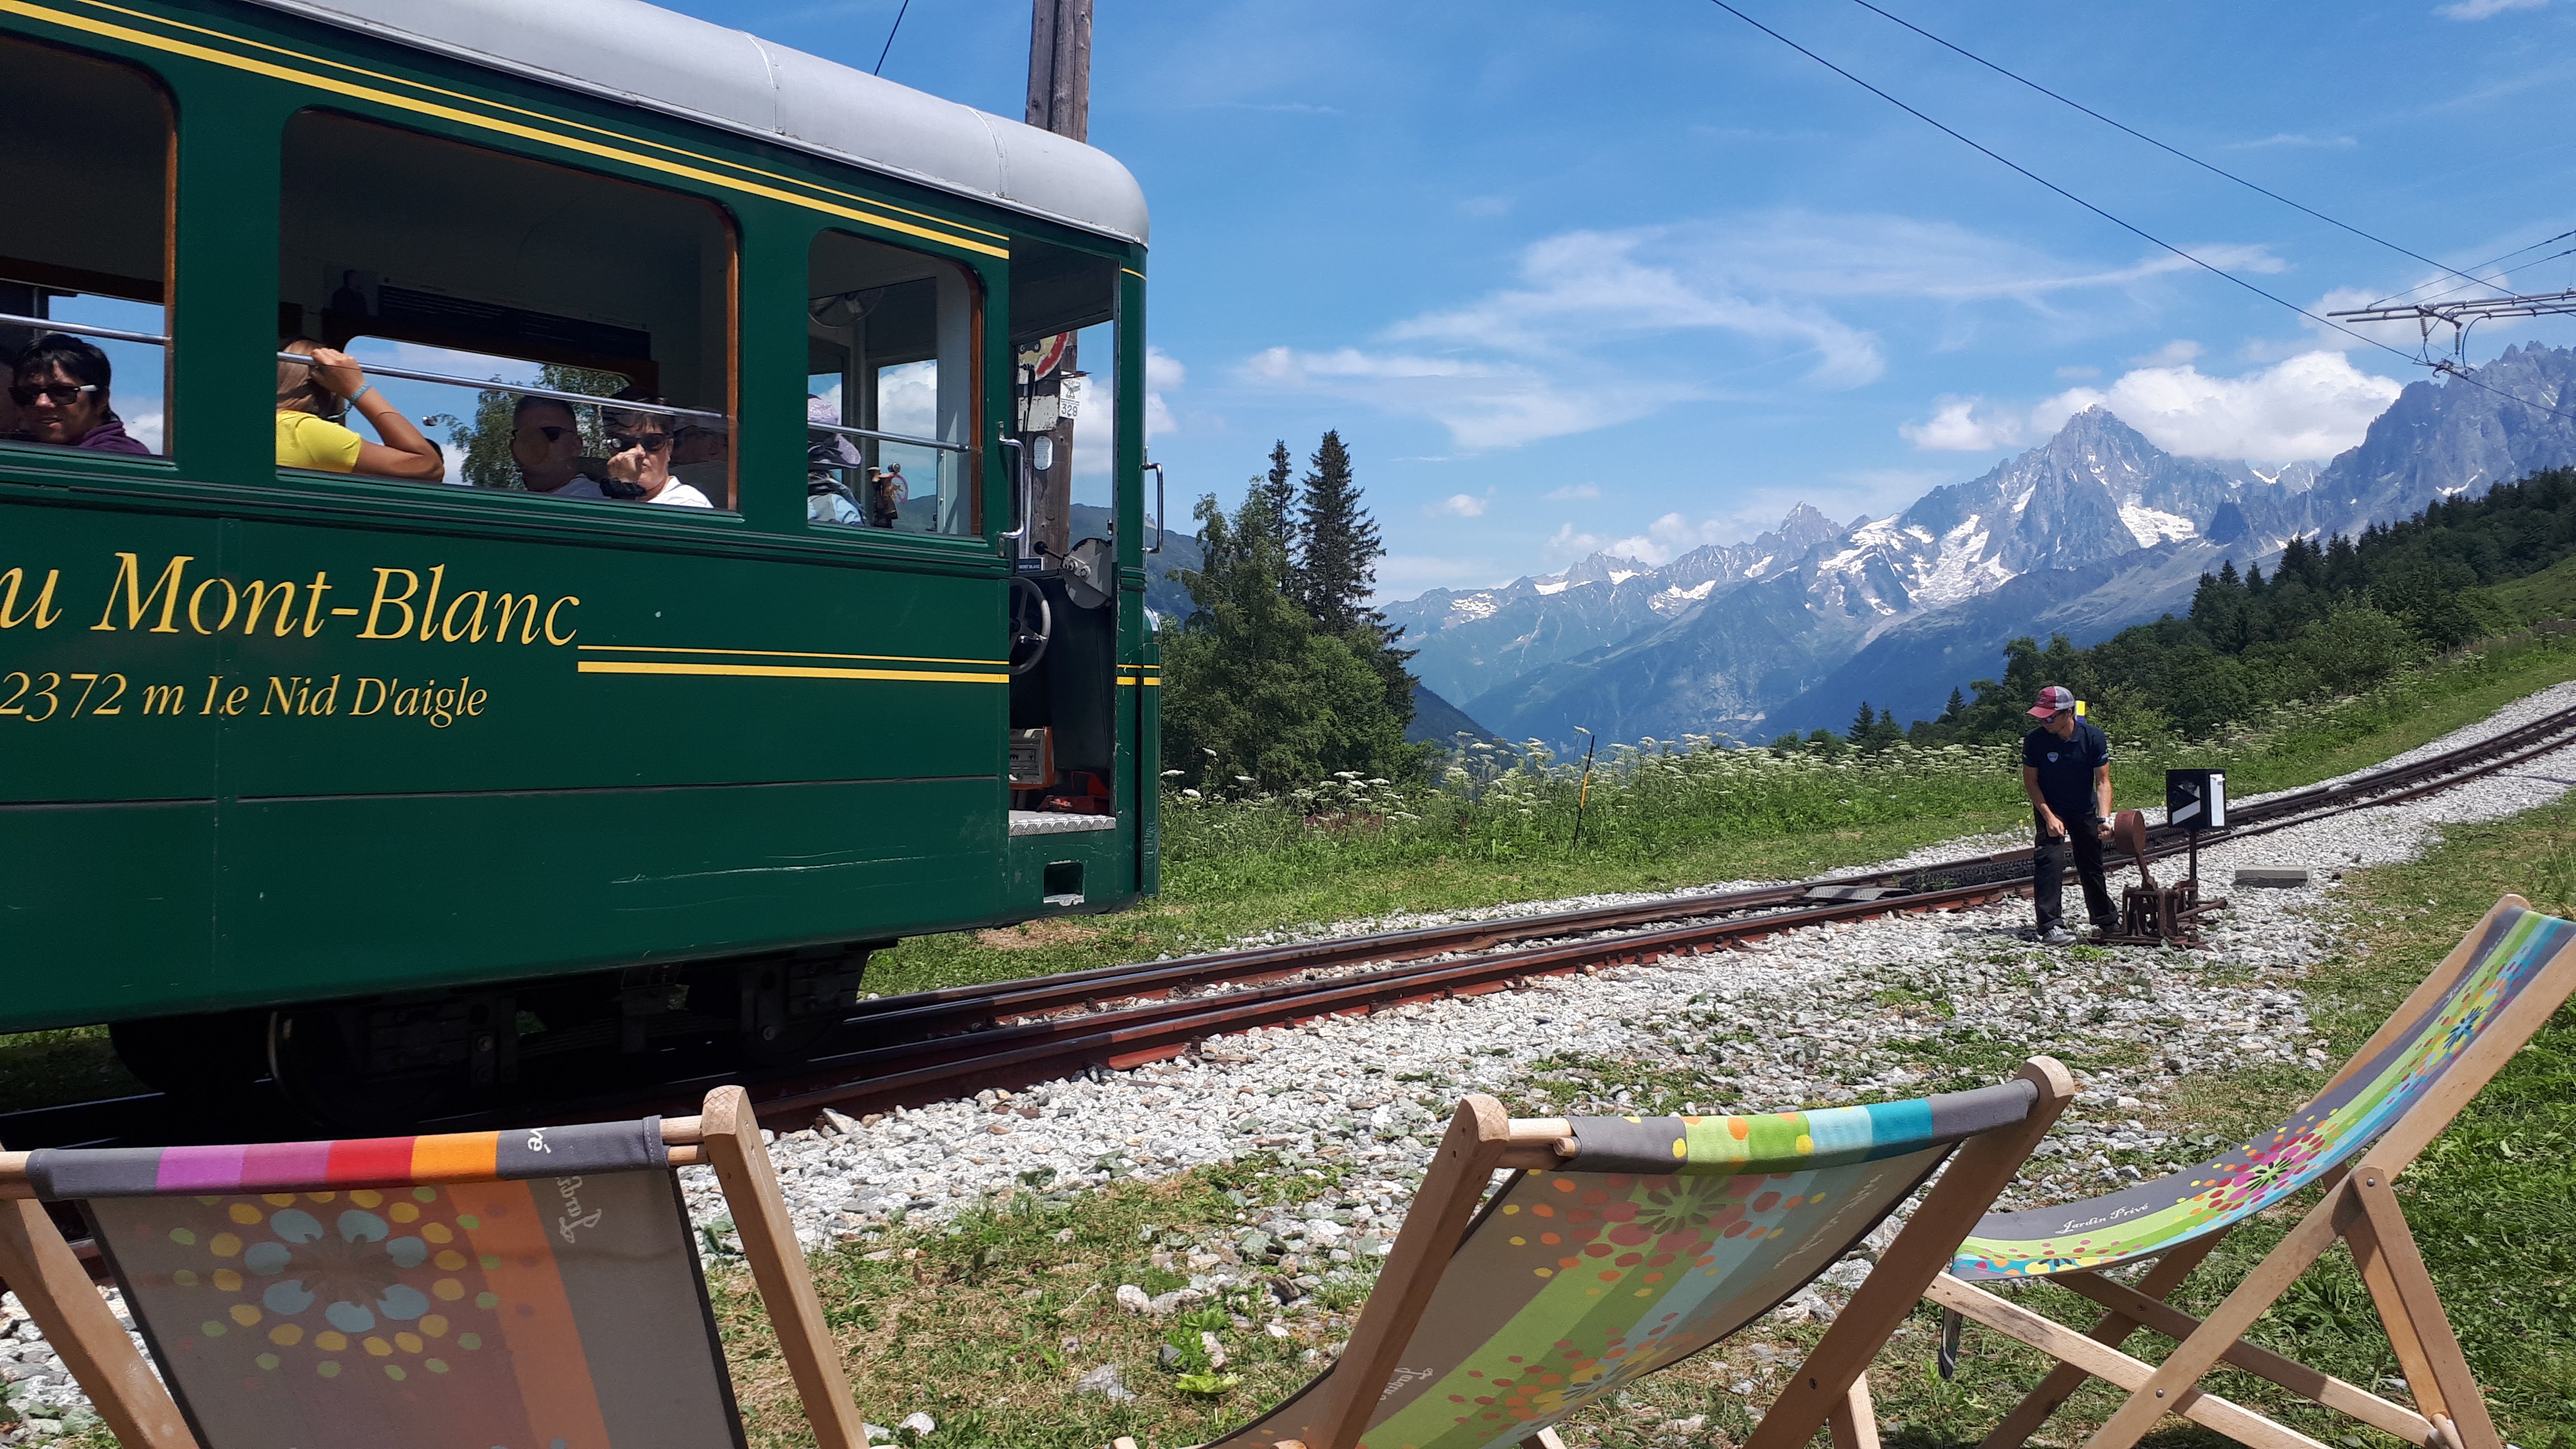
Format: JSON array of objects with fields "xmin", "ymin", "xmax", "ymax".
[{"xmin": 275, "ymin": 339, "xmax": 445, "ymax": 480}]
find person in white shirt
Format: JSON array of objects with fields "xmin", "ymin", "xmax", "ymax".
[{"xmin": 600, "ymin": 392, "xmax": 711, "ymax": 508}]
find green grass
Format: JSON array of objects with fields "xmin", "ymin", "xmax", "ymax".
[
  {"xmin": 678, "ymin": 793, "xmax": 2576, "ymax": 1449},
  {"xmin": 2482, "ymin": 552, "xmax": 2576, "ymax": 626},
  {"xmin": 864, "ymin": 631, "xmax": 2576, "ymax": 1001},
  {"xmin": 11, "ymin": 707, "xmax": 2576, "ymax": 1449},
  {"xmin": 1843, "ymin": 795, "xmax": 2576, "ymax": 1449}
]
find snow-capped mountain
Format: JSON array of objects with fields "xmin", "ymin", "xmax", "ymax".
[
  {"xmin": 1390, "ymin": 348, "xmax": 2576, "ymax": 748},
  {"xmin": 1380, "ymin": 503, "xmax": 1843, "ymax": 704}
]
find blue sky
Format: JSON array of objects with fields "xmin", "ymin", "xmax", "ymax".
[{"xmin": 665, "ymin": 0, "xmax": 2576, "ymax": 599}]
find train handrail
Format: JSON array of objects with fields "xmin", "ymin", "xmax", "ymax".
[
  {"xmin": 806, "ymin": 419, "xmax": 968, "ymax": 453},
  {"xmin": 0, "ymin": 312, "xmax": 730, "ymax": 426}
]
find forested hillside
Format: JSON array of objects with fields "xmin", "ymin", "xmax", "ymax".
[{"xmin": 1884, "ymin": 468, "xmax": 2576, "ymax": 746}]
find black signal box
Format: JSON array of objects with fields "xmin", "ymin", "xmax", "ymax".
[{"xmin": 2166, "ymin": 769, "xmax": 2227, "ymax": 831}]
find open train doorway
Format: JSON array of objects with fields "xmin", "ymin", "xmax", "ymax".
[{"xmin": 1003, "ymin": 242, "xmax": 1128, "ymax": 878}]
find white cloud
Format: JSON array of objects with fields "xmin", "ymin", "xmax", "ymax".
[
  {"xmin": 1903, "ymin": 352, "xmax": 2404, "ymax": 463},
  {"xmin": 1144, "ymin": 346, "xmax": 1184, "ymax": 438},
  {"xmin": 1434, "ymin": 492, "xmax": 1490, "ymax": 517},
  {"xmin": 1602, "ymin": 512, "xmax": 1743, "ymax": 567},
  {"xmin": 2437, "ymin": 0, "xmax": 2542, "ymax": 17},
  {"xmin": 1240, "ymin": 210, "xmax": 2281, "ymax": 451},
  {"xmin": 2130, "ymin": 339, "xmax": 2203, "ymax": 367},
  {"xmin": 1542, "ymin": 523, "xmax": 1611, "ymax": 564},
  {"xmin": 1239, "ymin": 344, "xmax": 1698, "ymax": 451},
  {"xmin": 1902, "ymin": 396, "xmax": 2024, "ymax": 451},
  {"xmin": 1546, "ymin": 482, "xmax": 1602, "ymax": 500}
]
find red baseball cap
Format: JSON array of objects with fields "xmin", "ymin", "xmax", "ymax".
[{"xmin": 2028, "ymin": 685, "xmax": 2076, "ymax": 718}]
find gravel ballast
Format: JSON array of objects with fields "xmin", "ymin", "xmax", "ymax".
[{"xmin": 8, "ymin": 682, "xmax": 2576, "ymax": 1439}]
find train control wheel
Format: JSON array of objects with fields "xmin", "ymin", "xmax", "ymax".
[{"xmin": 1007, "ymin": 575, "xmax": 1053, "ymax": 675}]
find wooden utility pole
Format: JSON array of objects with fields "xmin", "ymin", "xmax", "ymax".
[
  {"xmin": 1023, "ymin": 0, "xmax": 1091, "ymax": 560},
  {"xmin": 1025, "ymin": 0, "xmax": 1092, "ymax": 141}
]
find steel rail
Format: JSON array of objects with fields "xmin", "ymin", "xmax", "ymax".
[
  {"xmin": 7, "ymin": 703, "xmax": 2575, "ymax": 1155},
  {"xmin": 7, "ymin": 704, "xmax": 2576, "ymax": 1292}
]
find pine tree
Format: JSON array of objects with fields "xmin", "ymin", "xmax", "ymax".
[
  {"xmin": 1295, "ymin": 430, "xmax": 1382, "ymax": 633},
  {"xmin": 1942, "ymin": 687, "xmax": 1967, "ymax": 723},
  {"xmin": 1848, "ymin": 702, "xmax": 1877, "ymax": 744},
  {"xmin": 1160, "ymin": 481, "xmax": 1421, "ymax": 790},
  {"xmin": 1254, "ymin": 440, "xmax": 1298, "ymax": 558}
]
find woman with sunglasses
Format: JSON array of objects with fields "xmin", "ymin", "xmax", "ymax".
[
  {"xmin": 600, "ymin": 390, "xmax": 712, "ymax": 507},
  {"xmin": 274, "ymin": 338, "xmax": 444, "ymax": 480},
  {"xmin": 8, "ymin": 334, "xmax": 150, "ymax": 454}
]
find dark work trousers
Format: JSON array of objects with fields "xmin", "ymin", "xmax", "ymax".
[{"xmin": 2033, "ymin": 813, "xmax": 2118, "ymax": 935}]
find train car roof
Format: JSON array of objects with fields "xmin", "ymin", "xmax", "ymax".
[{"xmin": 235, "ymin": 0, "xmax": 1149, "ymax": 246}]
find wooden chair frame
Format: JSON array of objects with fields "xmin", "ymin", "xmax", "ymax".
[
  {"xmin": 0, "ymin": 1086, "xmax": 865, "ymax": 1449},
  {"xmin": 1933, "ymin": 895, "xmax": 2576, "ymax": 1449},
  {"xmin": 1219, "ymin": 1057, "xmax": 2075, "ymax": 1449}
]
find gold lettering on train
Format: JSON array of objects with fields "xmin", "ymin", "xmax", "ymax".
[
  {"xmin": 0, "ymin": 568, "xmax": 63, "ymax": 630},
  {"xmin": 358, "ymin": 567, "xmax": 419, "ymax": 640},
  {"xmin": 415, "ymin": 565, "xmax": 448, "ymax": 643},
  {"xmin": 441, "ymin": 590, "xmax": 489, "ymax": 643},
  {"xmin": 91, "ymin": 552, "xmax": 192, "ymax": 634},
  {"xmin": 241, "ymin": 580, "xmax": 298, "ymax": 637},
  {"xmin": 187, "ymin": 577, "xmax": 239, "ymax": 635},
  {"xmin": 493, "ymin": 593, "xmax": 542, "ymax": 643},
  {"xmin": 56, "ymin": 556, "xmax": 573, "ymax": 646},
  {"xmin": 140, "ymin": 683, "xmax": 188, "ymax": 714}
]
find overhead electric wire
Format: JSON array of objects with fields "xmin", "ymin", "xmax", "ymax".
[
  {"xmin": 873, "ymin": 0, "xmax": 912, "ymax": 75},
  {"xmin": 1701, "ymin": 0, "xmax": 2576, "ymax": 427},
  {"xmin": 2374, "ymin": 230, "xmax": 2576, "ymax": 309},
  {"xmin": 1847, "ymin": 0, "xmax": 2507, "ymax": 302}
]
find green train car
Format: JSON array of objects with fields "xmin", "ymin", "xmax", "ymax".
[{"xmin": 0, "ymin": 0, "xmax": 1162, "ymax": 1112}]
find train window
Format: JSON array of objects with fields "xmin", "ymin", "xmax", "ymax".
[
  {"xmin": 278, "ymin": 111, "xmax": 735, "ymax": 504},
  {"xmin": 0, "ymin": 36, "xmax": 169, "ymax": 459},
  {"xmin": 805, "ymin": 230, "xmax": 977, "ymax": 535},
  {"xmin": 1008, "ymin": 244, "xmax": 1119, "ymax": 561}
]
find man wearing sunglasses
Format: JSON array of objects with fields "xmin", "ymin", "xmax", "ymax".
[
  {"xmin": 8, "ymin": 334, "xmax": 150, "ymax": 454},
  {"xmin": 507, "ymin": 396, "xmax": 604, "ymax": 498},
  {"xmin": 600, "ymin": 391, "xmax": 712, "ymax": 507}
]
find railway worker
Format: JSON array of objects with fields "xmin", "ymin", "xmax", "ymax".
[
  {"xmin": 8, "ymin": 334, "xmax": 151, "ymax": 454},
  {"xmin": 507, "ymin": 396, "xmax": 605, "ymax": 498},
  {"xmin": 869, "ymin": 460, "xmax": 908, "ymax": 529},
  {"xmin": 274, "ymin": 339, "xmax": 446, "ymax": 480},
  {"xmin": 600, "ymin": 391, "xmax": 713, "ymax": 507},
  {"xmin": 2023, "ymin": 684, "xmax": 2116, "ymax": 946}
]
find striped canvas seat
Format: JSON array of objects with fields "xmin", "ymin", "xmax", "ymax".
[
  {"xmin": 0, "ymin": 1088, "xmax": 865, "ymax": 1449},
  {"xmin": 1926, "ymin": 897, "xmax": 2576, "ymax": 1449},
  {"xmin": 1953, "ymin": 903, "xmax": 2575, "ymax": 1281},
  {"xmin": 1207, "ymin": 1062, "xmax": 2075, "ymax": 1449}
]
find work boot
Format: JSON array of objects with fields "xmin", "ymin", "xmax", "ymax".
[{"xmin": 2038, "ymin": 925, "xmax": 2076, "ymax": 946}]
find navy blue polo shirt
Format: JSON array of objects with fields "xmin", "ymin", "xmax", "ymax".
[{"xmin": 2023, "ymin": 718, "xmax": 2110, "ymax": 821}]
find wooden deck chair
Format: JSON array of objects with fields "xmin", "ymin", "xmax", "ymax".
[
  {"xmin": 1934, "ymin": 894, "xmax": 2576, "ymax": 1449},
  {"xmin": 1195, "ymin": 1056, "xmax": 2074, "ymax": 1449},
  {"xmin": 0, "ymin": 1086, "xmax": 864, "ymax": 1449}
]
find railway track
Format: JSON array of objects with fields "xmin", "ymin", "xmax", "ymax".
[{"xmin": 11, "ymin": 701, "xmax": 2576, "ymax": 1159}]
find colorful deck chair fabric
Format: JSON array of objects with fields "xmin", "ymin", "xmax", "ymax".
[
  {"xmin": 0, "ymin": 1087, "xmax": 865, "ymax": 1449},
  {"xmin": 1208, "ymin": 1059, "xmax": 2076, "ymax": 1449},
  {"xmin": 1954, "ymin": 902, "xmax": 2575, "ymax": 1281},
  {"xmin": 1926, "ymin": 896, "xmax": 2576, "ymax": 1449}
]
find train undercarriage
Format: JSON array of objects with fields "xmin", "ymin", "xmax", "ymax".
[{"xmin": 107, "ymin": 944, "xmax": 882, "ymax": 1130}]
